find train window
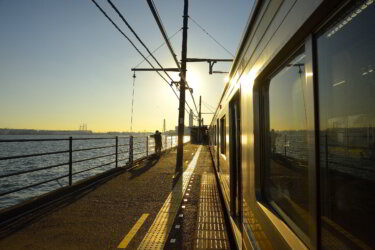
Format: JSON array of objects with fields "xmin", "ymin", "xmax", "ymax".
[
  {"xmin": 220, "ymin": 116, "xmax": 226, "ymax": 154},
  {"xmin": 217, "ymin": 120, "xmax": 220, "ymax": 147},
  {"xmin": 214, "ymin": 125, "xmax": 217, "ymax": 145},
  {"xmin": 317, "ymin": 1, "xmax": 375, "ymax": 248},
  {"xmin": 264, "ymin": 48, "xmax": 309, "ymax": 238}
]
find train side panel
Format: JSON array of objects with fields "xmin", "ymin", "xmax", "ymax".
[{"xmin": 209, "ymin": 0, "xmax": 368, "ymax": 249}]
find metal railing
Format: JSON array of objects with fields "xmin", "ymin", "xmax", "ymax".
[
  {"xmin": 0, "ymin": 136, "xmax": 127, "ymax": 198},
  {"xmin": 0, "ymin": 135, "xmax": 183, "ymax": 207}
]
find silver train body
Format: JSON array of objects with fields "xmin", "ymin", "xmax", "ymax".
[{"xmin": 208, "ymin": 0, "xmax": 375, "ymax": 249}]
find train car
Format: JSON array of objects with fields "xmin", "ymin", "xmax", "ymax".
[{"xmin": 208, "ymin": 0, "xmax": 375, "ymax": 249}]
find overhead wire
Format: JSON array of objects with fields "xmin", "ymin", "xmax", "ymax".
[
  {"xmin": 146, "ymin": 0, "xmax": 199, "ymax": 117},
  {"xmin": 146, "ymin": 0, "xmax": 182, "ymax": 72},
  {"xmin": 107, "ymin": 0, "xmax": 174, "ymax": 83},
  {"xmin": 108, "ymin": 0, "xmax": 198, "ymax": 118},
  {"xmin": 202, "ymin": 100, "xmax": 215, "ymax": 113},
  {"xmin": 90, "ymin": 0, "xmax": 195, "ymax": 115},
  {"xmin": 133, "ymin": 28, "xmax": 182, "ymax": 69},
  {"xmin": 91, "ymin": 0, "xmax": 168, "ymax": 84},
  {"xmin": 202, "ymin": 99, "xmax": 216, "ymax": 111},
  {"xmin": 189, "ymin": 16, "xmax": 235, "ymax": 58}
]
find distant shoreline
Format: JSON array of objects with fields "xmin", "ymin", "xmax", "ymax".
[
  {"xmin": 0, "ymin": 128, "xmax": 177, "ymax": 136},
  {"xmin": 0, "ymin": 128, "xmax": 141, "ymax": 136}
]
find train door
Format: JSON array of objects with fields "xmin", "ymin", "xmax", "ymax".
[{"xmin": 229, "ymin": 92, "xmax": 242, "ymax": 223}]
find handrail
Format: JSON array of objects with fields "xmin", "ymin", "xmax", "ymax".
[
  {"xmin": 69, "ymin": 137, "xmax": 118, "ymax": 140},
  {"xmin": 0, "ymin": 138, "xmax": 69, "ymax": 142},
  {"xmin": 0, "ymin": 135, "xmax": 181, "ymax": 209},
  {"xmin": 73, "ymin": 145, "xmax": 115, "ymax": 152},
  {"xmin": 0, "ymin": 162, "xmax": 69, "ymax": 179},
  {"xmin": 71, "ymin": 153, "xmax": 116, "ymax": 164},
  {"xmin": 118, "ymin": 150, "xmax": 129, "ymax": 154},
  {"xmin": 0, "ymin": 150, "xmax": 69, "ymax": 161}
]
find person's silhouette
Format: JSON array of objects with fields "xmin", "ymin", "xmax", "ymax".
[{"xmin": 151, "ymin": 130, "xmax": 162, "ymax": 154}]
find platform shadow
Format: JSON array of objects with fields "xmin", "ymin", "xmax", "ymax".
[
  {"xmin": 0, "ymin": 173, "xmax": 113, "ymax": 239},
  {"xmin": 129, "ymin": 155, "xmax": 160, "ymax": 179}
]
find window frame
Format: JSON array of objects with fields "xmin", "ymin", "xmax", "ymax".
[
  {"xmin": 253, "ymin": 39, "xmax": 317, "ymax": 248},
  {"xmin": 249, "ymin": 1, "xmax": 362, "ymax": 249},
  {"xmin": 314, "ymin": 1, "xmax": 375, "ymax": 249}
]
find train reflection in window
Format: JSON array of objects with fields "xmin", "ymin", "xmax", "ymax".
[
  {"xmin": 265, "ymin": 48, "xmax": 309, "ymax": 239},
  {"xmin": 317, "ymin": 0, "xmax": 375, "ymax": 248}
]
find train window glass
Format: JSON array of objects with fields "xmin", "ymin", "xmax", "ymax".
[
  {"xmin": 217, "ymin": 119, "xmax": 220, "ymax": 146},
  {"xmin": 212, "ymin": 125, "xmax": 216, "ymax": 145},
  {"xmin": 214, "ymin": 125, "xmax": 217, "ymax": 145},
  {"xmin": 265, "ymin": 48, "xmax": 309, "ymax": 237},
  {"xmin": 317, "ymin": 1, "xmax": 375, "ymax": 248},
  {"xmin": 220, "ymin": 116, "xmax": 226, "ymax": 154}
]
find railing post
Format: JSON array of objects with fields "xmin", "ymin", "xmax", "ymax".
[
  {"xmin": 146, "ymin": 136, "xmax": 148, "ymax": 157},
  {"xmin": 115, "ymin": 136, "xmax": 118, "ymax": 168},
  {"xmin": 129, "ymin": 136, "xmax": 133, "ymax": 165},
  {"xmin": 69, "ymin": 137, "xmax": 72, "ymax": 186}
]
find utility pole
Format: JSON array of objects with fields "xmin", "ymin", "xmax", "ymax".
[
  {"xmin": 199, "ymin": 96, "xmax": 202, "ymax": 128},
  {"xmin": 176, "ymin": 0, "xmax": 189, "ymax": 171},
  {"xmin": 198, "ymin": 96, "xmax": 202, "ymax": 143}
]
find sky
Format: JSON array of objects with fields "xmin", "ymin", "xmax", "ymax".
[{"xmin": 0, "ymin": 0, "xmax": 254, "ymax": 132}]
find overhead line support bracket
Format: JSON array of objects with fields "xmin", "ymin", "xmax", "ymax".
[
  {"xmin": 185, "ymin": 58, "xmax": 233, "ymax": 74},
  {"xmin": 131, "ymin": 68, "xmax": 180, "ymax": 72}
]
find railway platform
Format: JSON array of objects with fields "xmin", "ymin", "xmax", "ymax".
[{"xmin": 0, "ymin": 144, "xmax": 234, "ymax": 250}]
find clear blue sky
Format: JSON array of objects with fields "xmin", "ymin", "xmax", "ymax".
[{"xmin": 0, "ymin": 0, "xmax": 254, "ymax": 132}]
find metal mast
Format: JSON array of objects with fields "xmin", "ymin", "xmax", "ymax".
[
  {"xmin": 198, "ymin": 95, "xmax": 202, "ymax": 143},
  {"xmin": 176, "ymin": 0, "xmax": 189, "ymax": 171}
]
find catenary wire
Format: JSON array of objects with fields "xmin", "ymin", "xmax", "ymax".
[
  {"xmin": 108, "ymin": 0, "xmax": 199, "ymax": 118},
  {"xmin": 91, "ymin": 0, "xmax": 169, "ymax": 84},
  {"xmin": 148, "ymin": 0, "xmax": 199, "ymax": 117},
  {"xmin": 90, "ymin": 0, "xmax": 195, "ymax": 116},
  {"xmin": 133, "ymin": 28, "xmax": 182, "ymax": 69},
  {"xmin": 108, "ymin": 0, "xmax": 174, "ymax": 83},
  {"xmin": 202, "ymin": 100, "xmax": 215, "ymax": 113},
  {"xmin": 146, "ymin": 0, "xmax": 199, "ymax": 117},
  {"xmin": 202, "ymin": 99, "xmax": 216, "ymax": 112},
  {"xmin": 189, "ymin": 16, "xmax": 235, "ymax": 58}
]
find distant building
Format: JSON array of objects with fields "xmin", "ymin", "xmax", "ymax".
[{"xmin": 175, "ymin": 126, "xmax": 190, "ymax": 135}]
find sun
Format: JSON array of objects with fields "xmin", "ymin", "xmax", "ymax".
[{"xmin": 186, "ymin": 69, "xmax": 201, "ymax": 94}]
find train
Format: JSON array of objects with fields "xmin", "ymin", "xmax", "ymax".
[{"xmin": 208, "ymin": 0, "xmax": 375, "ymax": 249}]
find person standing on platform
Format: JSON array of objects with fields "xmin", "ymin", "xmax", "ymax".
[{"xmin": 151, "ymin": 130, "xmax": 162, "ymax": 154}]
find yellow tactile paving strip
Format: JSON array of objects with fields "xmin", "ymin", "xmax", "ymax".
[
  {"xmin": 137, "ymin": 146, "xmax": 202, "ymax": 250},
  {"xmin": 194, "ymin": 173, "xmax": 230, "ymax": 250},
  {"xmin": 118, "ymin": 213, "xmax": 149, "ymax": 248}
]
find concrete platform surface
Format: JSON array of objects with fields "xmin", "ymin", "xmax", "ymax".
[{"xmin": 0, "ymin": 144, "xmax": 233, "ymax": 250}]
